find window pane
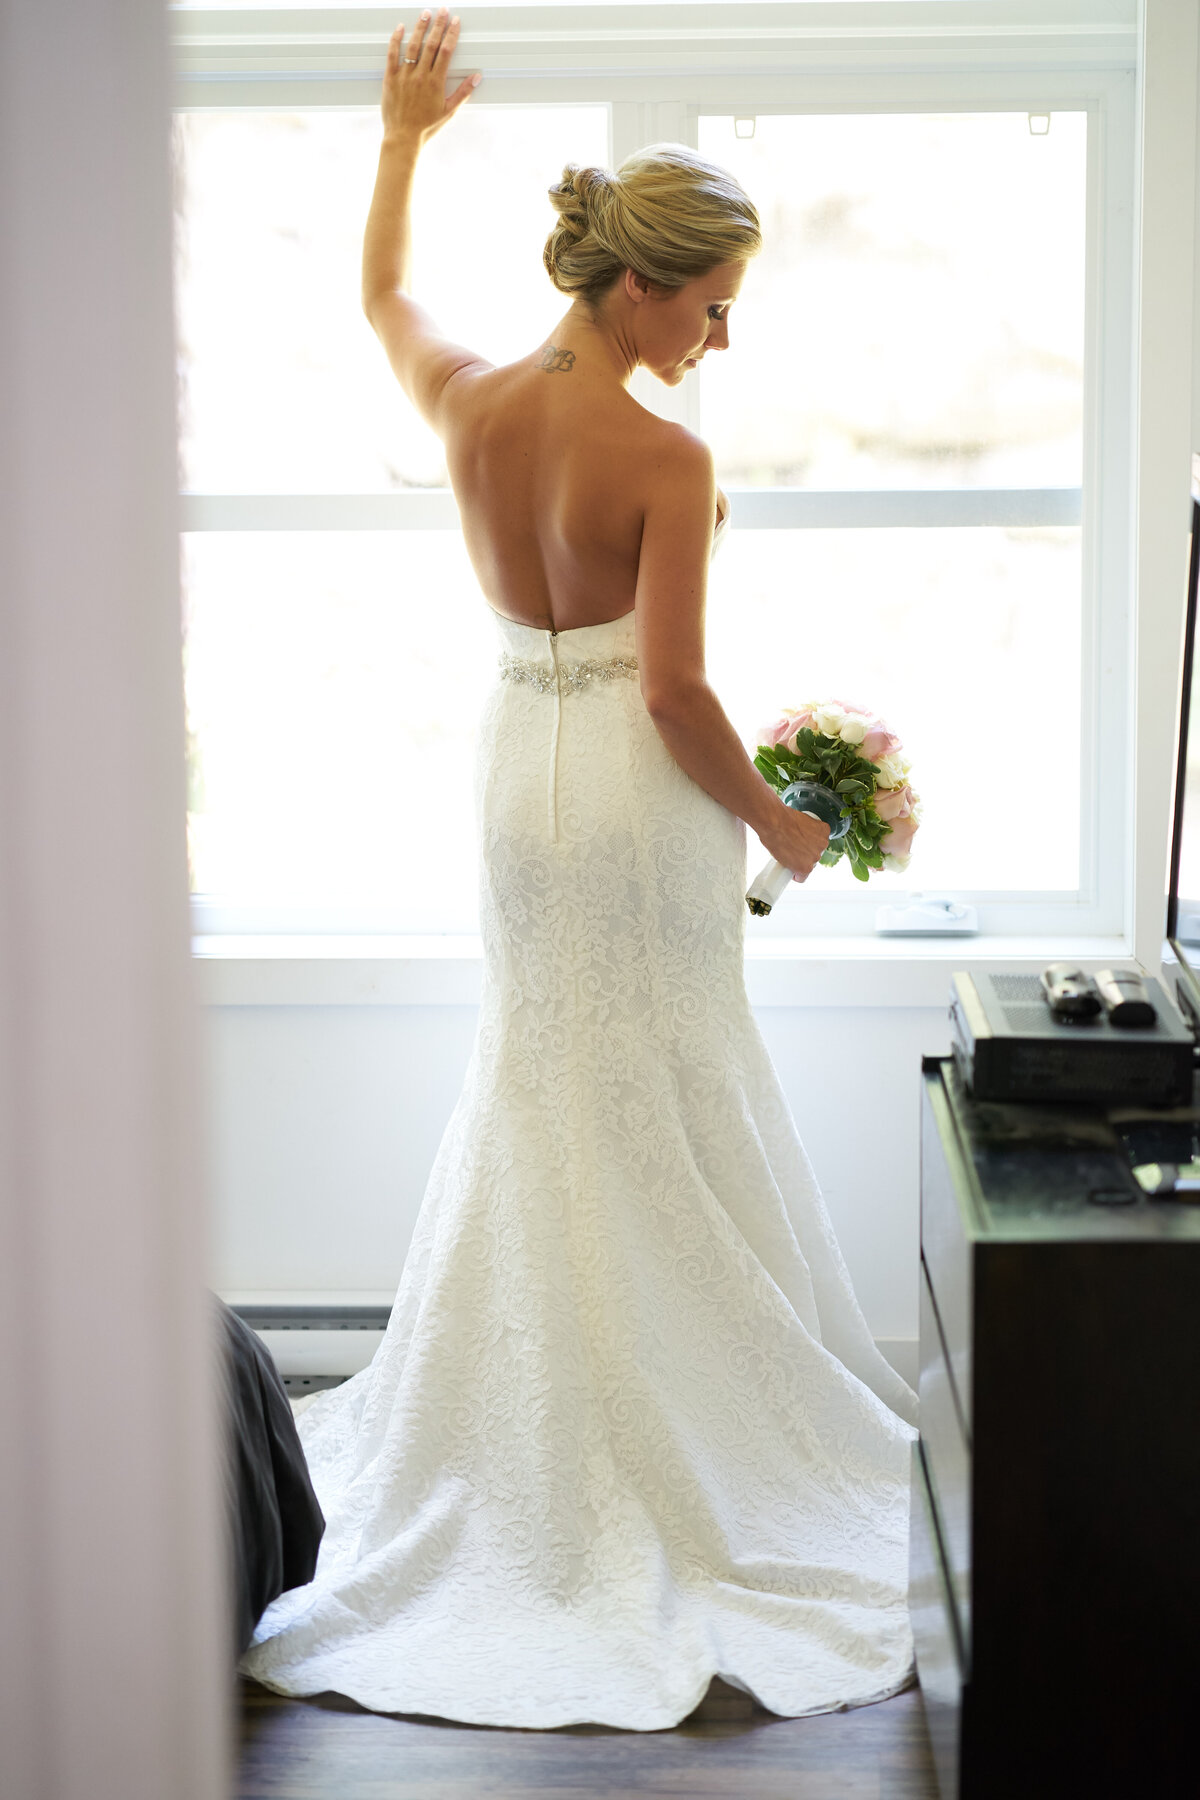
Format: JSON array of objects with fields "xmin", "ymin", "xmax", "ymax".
[
  {"xmin": 175, "ymin": 105, "xmax": 608, "ymax": 493},
  {"xmin": 184, "ymin": 532, "xmax": 499, "ymax": 931},
  {"xmin": 185, "ymin": 523, "xmax": 1081, "ymax": 930},
  {"xmin": 697, "ymin": 113, "xmax": 1087, "ymax": 490},
  {"xmin": 706, "ymin": 525, "xmax": 1082, "ymax": 903}
]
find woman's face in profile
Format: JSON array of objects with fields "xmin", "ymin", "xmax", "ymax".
[{"xmin": 637, "ymin": 259, "xmax": 747, "ymax": 386}]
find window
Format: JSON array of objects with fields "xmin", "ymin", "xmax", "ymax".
[
  {"xmin": 177, "ymin": 100, "xmax": 609, "ymax": 934},
  {"xmin": 176, "ymin": 4, "xmax": 1136, "ymax": 941}
]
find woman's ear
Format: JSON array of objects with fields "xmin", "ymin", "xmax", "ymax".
[{"xmin": 624, "ymin": 268, "xmax": 652, "ymax": 305}]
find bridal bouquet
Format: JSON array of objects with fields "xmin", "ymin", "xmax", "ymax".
[{"xmin": 746, "ymin": 699, "xmax": 923, "ymax": 915}]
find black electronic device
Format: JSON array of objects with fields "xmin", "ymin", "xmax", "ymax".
[
  {"xmin": 949, "ymin": 969, "xmax": 1194, "ymax": 1106},
  {"xmin": 1039, "ymin": 962, "xmax": 1101, "ymax": 1020}
]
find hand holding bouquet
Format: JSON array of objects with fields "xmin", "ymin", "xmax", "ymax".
[{"xmin": 746, "ymin": 699, "xmax": 922, "ymax": 915}]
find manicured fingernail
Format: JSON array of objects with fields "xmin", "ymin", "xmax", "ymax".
[{"xmin": 471, "ymin": 71, "xmax": 482, "ymax": 85}]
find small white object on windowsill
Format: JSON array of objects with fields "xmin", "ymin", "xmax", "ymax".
[{"xmin": 875, "ymin": 894, "xmax": 979, "ymax": 936}]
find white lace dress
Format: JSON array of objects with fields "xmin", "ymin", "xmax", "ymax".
[{"xmin": 241, "ymin": 523, "xmax": 919, "ymax": 1729}]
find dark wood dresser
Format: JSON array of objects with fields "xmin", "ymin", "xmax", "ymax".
[{"xmin": 911, "ymin": 1054, "xmax": 1200, "ymax": 1799}]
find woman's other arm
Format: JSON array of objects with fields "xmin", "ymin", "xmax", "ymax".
[
  {"xmin": 362, "ymin": 11, "xmax": 489, "ymax": 430},
  {"xmin": 635, "ymin": 433, "xmax": 830, "ymax": 881}
]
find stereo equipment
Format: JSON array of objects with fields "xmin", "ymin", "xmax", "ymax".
[{"xmin": 949, "ymin": 970, "xmax": 1194, "ymax": 1107}]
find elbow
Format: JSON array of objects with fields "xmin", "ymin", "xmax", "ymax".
[
  {"xmin": 642, "ymin": 677, "xmax": 705, "ymax": 729},
  {"xmin": 362, "ymin": 285, "xmax": 398, "ymax": 327}
]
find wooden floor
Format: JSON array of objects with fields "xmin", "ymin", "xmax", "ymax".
[{"xmin": 237, "ymin": 1676, "xmax": 938, "ymax": 1799}]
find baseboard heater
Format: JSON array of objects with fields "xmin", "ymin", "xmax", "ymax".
[
  {"xmin": 230, "ymin": 1303, "xmax": 390, "ymax": 1395},
  {"xmin": 229, "ymin": 1301, "xmax": 918, "ymax": 1398}
]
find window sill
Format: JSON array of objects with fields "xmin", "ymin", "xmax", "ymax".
[{"xmin": 192, "ymin": 932, "xmax": 1136, "ymax": 1009}]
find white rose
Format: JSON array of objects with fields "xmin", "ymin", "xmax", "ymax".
[
  {"xmin": 875, "ymin": 752, "xmax": 904, "ymax": 788},
  {"xmin": 813, "ymin": 703, "xmax": 845, "ymax": 738},
  {"xmin": 839, "ymin": 714, "xmax": 869, "ymax": 746}
]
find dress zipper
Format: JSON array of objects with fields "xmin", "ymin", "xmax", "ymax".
[{"xmin": 547, "ymin": 629, "xmax": 562, "ymax": 845}]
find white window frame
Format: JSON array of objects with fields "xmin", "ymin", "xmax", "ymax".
[{"xmin": 175, "ymin": 2, "xmax": 1139, "ymax": 965}]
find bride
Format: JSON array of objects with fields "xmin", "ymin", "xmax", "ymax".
[{"xmin": 242, "ymin": 7, "xmax": 919, "ymax": 1730}]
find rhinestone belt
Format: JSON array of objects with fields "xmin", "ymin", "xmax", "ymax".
[
  {"xmin": 499, "ymin": 651, "xmax": 639, "ymax": 694},
  {"xmin": 498, "ymin": 639, "xmax": 639, "ymax": 845}
]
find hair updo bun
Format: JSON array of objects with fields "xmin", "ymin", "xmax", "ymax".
[
  {"xmin": 545, "ymin": 164, "xmax": 617, "ymax": 249},
  {"xmin": 542, "ymin": 144, "xmax": 761, "ymax": 309}
]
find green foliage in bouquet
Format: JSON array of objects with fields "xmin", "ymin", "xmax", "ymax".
[{"xmin": 753, "ymin": 729, "xmax": 892, "ymax": 884}]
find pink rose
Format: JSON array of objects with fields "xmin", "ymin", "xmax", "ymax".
[
  {"xmin": 873, "ymin": 782, "xmax": 916, "ymax": 823},
  {"xmin": 758, "ymin": 705, "xmax": 817, "ymax": 749},
  {"xmin": 880, "ymin": 810, "xmax": 920, "ymax": 859},
  {"xmin": 860, "ymin": 720, "xmax": 902, "ymax": 762}
]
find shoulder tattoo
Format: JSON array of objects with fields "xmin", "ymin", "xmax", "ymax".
[{"xmin": 537, "ymin": 343, "xmax": 576, "ymax": 374}]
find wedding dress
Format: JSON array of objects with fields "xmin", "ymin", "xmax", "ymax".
[{"xmin": 241, "ymin": 504, "xmax": 919, "ymax": 1729}]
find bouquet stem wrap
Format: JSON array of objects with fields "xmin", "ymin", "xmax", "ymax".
[{"xmin": 746, "ymin": 781, "xmax": 853, "ymax": 917}]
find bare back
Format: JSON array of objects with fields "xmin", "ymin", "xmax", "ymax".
[{"xmin": 441, "ymin": 350, "xmax": 723, "ymax": 634}]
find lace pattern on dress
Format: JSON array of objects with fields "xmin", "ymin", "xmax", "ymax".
[{"xmin": 499, "ymin": 644, "xmax": 642, "ymax": 843}]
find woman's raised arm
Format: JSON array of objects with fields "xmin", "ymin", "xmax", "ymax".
[{"xmin": 362, "ymin": 10, "xmax": 489, "ymax": 430}]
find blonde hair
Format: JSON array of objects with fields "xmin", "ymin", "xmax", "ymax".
[{"xmin": 543, "ymin": 143, "xmax": 761, "ymax": 308}]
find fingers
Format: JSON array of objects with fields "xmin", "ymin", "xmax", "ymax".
[
  {"xmin": 409, "ymin": 7, "xmax": 455, "ymax": 69},
  {"xmin": 392, "ymin": 6, "xmax": 477, "ymax": 130},
  {"xmin": 434, "ymin": 14, "xmax": 461, "ymax": 63},
  {"xmin": 448, "ymin": 71, "xmax": 480, "ymax": 114},
  {"xmin": 403, "ymin": 9, "xmax": 459, "ymax": 73},
  {"xmin": 407, "ymin": 9, "xmax": 433, "ymax": 65}
]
